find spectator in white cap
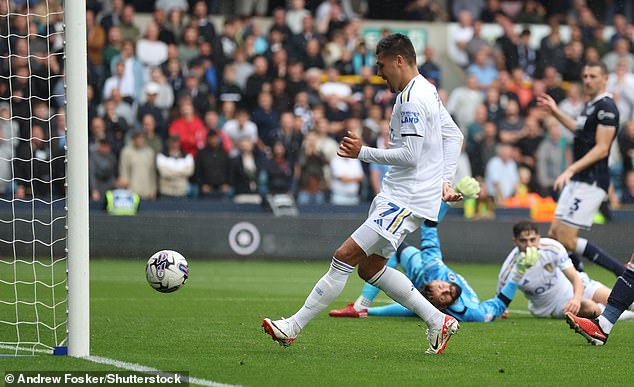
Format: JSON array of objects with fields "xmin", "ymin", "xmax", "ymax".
[
  {"xmin": 143, "ymin": 68, "xmax": 174, "ymax": 112},
  {"xmin": 137, "ymin": 82, "xmax": 168, "ymax": 140}
]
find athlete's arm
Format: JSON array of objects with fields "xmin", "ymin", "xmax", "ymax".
[
  {"xmin": 357, "ymin": 135, "xmax": 423, "ymax": 167},
  {"xmin": 553, "ymin": 124, "xmax": 617, "ymax": 191},
  {"xmin": 398, "ymin": 245, "xmax": 430, "ymax": 285},
  {"xmin": 367, "ymin": 303, "xmax": 416, "ymax": 317},
  {"xmin": 337, "ymin": 129, "xmax": 423, "ymax": 167},
  {"xmin": 496, "ymin": 250, "xmax": 518, "ymax": 293},
  {"xmin": 439, "ymin": 105, "xmax": 464, "ymax": 185},
  {"xmin": 459, "ymin": 266, "xmax": 521, "ymax": 322},
  {"xmin": 457, "ymin": 300, "xmax": 500, "ymax": 322},
  {"xmin": 419, "ymin": 224, "xmax": 443, "ymax": 262},
  {"xmin": 536, "ymin": 93, "xmax": 577, "ymax": 132},
  {"xmin": 561, "ymin": 266, "xmax": 583, "ymax": 315}
]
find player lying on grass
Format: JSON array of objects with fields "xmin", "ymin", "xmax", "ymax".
[
  {"xmin": 497, "ymin": 221, "xmax": 634, "ymax": 320},
  {"xmin": 329, "ymin": 200, "xmax": 529, "ymax": 322}
]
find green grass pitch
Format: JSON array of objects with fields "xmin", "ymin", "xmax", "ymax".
[{"xmin": 1, "ymin": 259, "xmax": 632, "ymax": 386}]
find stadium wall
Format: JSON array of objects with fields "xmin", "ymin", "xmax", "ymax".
[
  {"xmin": 86, "ymin": 212, "xmax": 632, "ymax": 263},
  {"xmin": 1, "ymin": 207, "xmax": 630, "ymax": 262}
]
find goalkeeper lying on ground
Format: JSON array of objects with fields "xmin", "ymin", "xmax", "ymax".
[
  {"xmin": 331, "ymin": 200, "xmax": 633, "ymax": 322},
  {"xmin": 329, "ymin": 182, "xmax": 534, "ymax": 322}
]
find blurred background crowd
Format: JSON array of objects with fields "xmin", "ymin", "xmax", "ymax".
[{"xmin": 1, "ymin": 0, "xmax": 634, "ymax": 213}]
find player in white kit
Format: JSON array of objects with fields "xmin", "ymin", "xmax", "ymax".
[
  {"xmin": 262, "ymin": 33, "xmax": 465, "ymax": 354},
  {"xmin": 497, "ymin": 221, "xmax": 634, "ymax": 319}
]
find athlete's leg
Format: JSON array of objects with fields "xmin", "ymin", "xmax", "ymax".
[
  {"xmin": 548, "ymin": 218, "xmax": 578, "ymax": 252},
  {"xmin": 596, "ymin": 254, "xmax": 634, "ymax": 334},
  {"xmin": 262, "ymin": 238, "xmax": 360, "ymax": 346},
  {"xmin": 352, "ymin": 254, "xmax": 398, "ymax": 311},
  {"xmin": 569, "ymin": 253, "xmax": 585, "ymax": 272},
  {"xmin": 588, "ymin": 279, "xmax": 634, "ymax": 315},
  {"xmin": 396, "ymin": 243, "xmax": 423, "ymax": 276},
  {"xmin": 577, "ymin": 299, "xmax": 603, "ymax": 319},
  {"xmin": 590, "ymin": 284, "xmax": 612, "ymax": 305},
  {"xmin": 549, "ymin": 219, "xmax": 624, "ymax": 276},
  {"xmin": 289, "ymin": 238, "xmax": 363, "ymax": 329},
  {"xmin": 358, "ymin": 252, "xmax": 444, "ymax": 329},
  {"xmin": 574, "ymin": 236, "xmax": 625, "ymax": 276},
  {"xmin": 336, "ymin": 200, "xmax": 431, "ymax": 314}
]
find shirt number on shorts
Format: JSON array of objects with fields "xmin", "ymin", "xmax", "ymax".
[{"xmin": 567, "ymin": 197, "xmax": 581, "ymax": 216}]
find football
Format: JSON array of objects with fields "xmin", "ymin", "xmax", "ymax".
[{"xmin": 145, "ymin": 250, "xmax": 189, "ymax": 293}]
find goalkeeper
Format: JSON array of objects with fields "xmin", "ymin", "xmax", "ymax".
[{"xmin": 330, "ymin": 177, "xmax": 533, "ymax": 322}]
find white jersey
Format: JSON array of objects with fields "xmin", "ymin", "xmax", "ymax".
[
  {"xmin": 497, "ymin": 238, "xmax": 575, "ymax": 318},
  {"xmin": 379, "ymin": 75, "xmax": 459, "ymax": 220}
]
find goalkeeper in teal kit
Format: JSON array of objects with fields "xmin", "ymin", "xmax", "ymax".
[{"xmin": 330, "ymin": 198, "xmax": 536, "ymax": 322}]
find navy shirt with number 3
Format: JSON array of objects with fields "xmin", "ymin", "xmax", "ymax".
[{"xmin": 573, "ymin": 93, "xmax": 619, "ymax": 192}]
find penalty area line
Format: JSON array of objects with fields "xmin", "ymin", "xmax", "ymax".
[{"xmin": 84, "ymin": 355, "xmax": 240, "ymax": 387}]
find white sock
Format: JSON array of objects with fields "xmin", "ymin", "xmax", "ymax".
[
  {"xmin": 291, "ymin": 257, "xmax": 353, "ymax": 330},
  {"xmin": 369, "ymin": 266, "xmax": 444, "ymax": 328},
  {"xmin": 597, "ymin": 315, "xmax": 615, "ymax": 334},
  {"xmin": 353, "ymin": 296, "xmax": 372, "ymax": 311},
  {"xmin": 617, "ymin": 310, "xmax": 634, "ymax": 321},
  {"xmin": 575, "ymin": 237, "xmax": 588, "ymax": 256}
]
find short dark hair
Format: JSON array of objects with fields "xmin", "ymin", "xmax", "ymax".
[
  {"xmin": 512, "ymin": 220, "xmax": 539, "ymax": 238},
  {"xmin": 375, "ymin": 33, "xmax": 416, "ymax": 66},
  {"xmin": 419, "ymin": 282, "xmax": 462, "ymax": 309},
  {"xmin": 131, "ymin": 129, "xmax": 145, "ymax": 138},
  {"xmin": 584, "ymin": 61, "xmax": 608, "ymax": 75},
  {"xmin": 420, "ymin": 283, "xmax": 436, "ymax": 305}
]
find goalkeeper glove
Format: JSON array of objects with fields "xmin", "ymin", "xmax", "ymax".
[
  {"xmin": 511, "ymin": 246, "xmax": 540, "ymax": 283},
  {"xmin": 455, "ymin": 176, "xmax": 480, "ymax": 199}
]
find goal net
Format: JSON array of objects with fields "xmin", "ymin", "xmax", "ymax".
[{"xmin": 0, "ymin": 0, "xmax": 89, "ymax": 356}]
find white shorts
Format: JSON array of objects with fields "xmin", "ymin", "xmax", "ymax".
[
  {"xmin": 580, "ymin": 272, "xmax": 603, "ymax": 301},
  {"xmin": 554, "ymin": 181, "xmax": 606, "ymax": 230},
  {"xmin": 351, "ymin": 195, "xmax": 423, "ymax": 258},
  {"xmin": 528, "ymin": 272, "xmax": 604, "ymax": 319}
]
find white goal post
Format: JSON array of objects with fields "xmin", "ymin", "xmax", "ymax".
[
  {"xmin": 0, "ymin": 0, "xmax": 88, "ymax": 357},
  {"xmin": 65, "ymin": 0, "xmax": 89, "ymax": 357}
]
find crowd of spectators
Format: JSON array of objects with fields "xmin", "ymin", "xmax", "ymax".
[
  {"xmin": 1, "ymin": 0, "xmax": 634, "ymax": 212},
  {"xmin": 445, "ymin": 0, "xmax": 634, "ymax": 214}
]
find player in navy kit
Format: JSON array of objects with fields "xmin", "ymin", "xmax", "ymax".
[{"xmin": 537, "ymin": 61, "xmax": 625, "ymax": 277}]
